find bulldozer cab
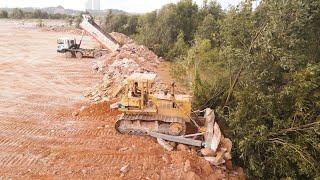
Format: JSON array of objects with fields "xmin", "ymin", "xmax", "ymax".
[
  {"xmin": 119, "ymin": 72, "xmax": 157, "ymax": 113},
  {"xmin": 114, "ymin": 72, "xmax": 192, "ymax": 120},
  {"xmin": 127, "ymin": 73, "xmax": 155, "ymax": 96}
]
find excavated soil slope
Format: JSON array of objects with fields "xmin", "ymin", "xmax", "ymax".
[{"xmin": 0, "ymin": 20, "xmax": 238, "ymax": 179}]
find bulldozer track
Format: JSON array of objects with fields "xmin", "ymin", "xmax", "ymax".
[
  {"xmin": 0, "ymin": 139, "xmax": 26, "ymax": 152},
  {"xmin": 0, "ymin": 153, "xmax": 40, "ymax": 167},
  {"xmin": 77, "ymin": 153, "xmax": 150, "ymax": 165},
  {"xmin": 0, "ymin": 125, "xmax": 43, "ymax": 136},
  {"xmin": 0, "ymin": 124, "xmax": 116, "ymax": 140},
  {"xmin": 115, "ymin": 113, "xmax": 187, "ymax": 136}
]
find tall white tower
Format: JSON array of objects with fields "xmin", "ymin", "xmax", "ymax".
[
  {"xmin": 93, "ymin": 0, "xmax": 100, "ymax": 11},
  {"xmin": 85, "ymin": 0, "xmax": 92, "ymax": 10}
]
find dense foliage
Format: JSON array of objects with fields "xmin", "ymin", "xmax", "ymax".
[
  {"xmin": 103, "ymin": 0, "xmax": 320, "ymax": 178},
  {"xmin": 103, "ymin": 11, "xmax": 139, "ymax": 36},
  {"xmin": 175, "ymin": 0, "xmax": 320, "ymax": 179}
]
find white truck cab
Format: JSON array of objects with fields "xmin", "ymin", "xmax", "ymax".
[{"xmin": 57, "ymin": 38, "xmax": 77, "ymax": 53}]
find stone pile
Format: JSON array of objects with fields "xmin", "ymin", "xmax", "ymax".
[
  {"xmin": 86, "ymin": 32, "xmax": 162, "ymax": 101},
  {"xmin": 202, "ymin": 136, "xmax": 233, "ymax": 169}
]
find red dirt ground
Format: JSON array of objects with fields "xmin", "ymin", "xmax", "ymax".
[{"xmin": 0, "ymin": 20, "xmax": 241, "ymax": 179}]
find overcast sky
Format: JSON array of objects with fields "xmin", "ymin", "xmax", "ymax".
[{"xmin": 0, "ymin": 0, "xmax": 243, "ymax": 13}]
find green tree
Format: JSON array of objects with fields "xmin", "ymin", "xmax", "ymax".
[
  {"xmin": 126, "ymin": 15, "xmax": 138, "ymax": 35},
  {"xmin": 49, "ymin": 13, "xmax": 69, "ymax": 19},
  {"xmin": 0, "ymin": 10, "xmax": 8, "ymax": 18},
  {"xmin": 173, "ymin": 0, "xmax": 320, "ymax": 178},
  {"xmin": 135, "ymin": 11, "xmax": 159, "ymax": 53},
  {"xmin": 168, "ymin": 31, "xmax": 189, "ymax": 59},
  {"xmin": 196, "ymin": 13, "xmax": 220, "ymax": 47},
  {"xmin": 32, "ymin": 9, "xmax": 49, "ymax": 19},
  {"xmin": 114, "ymin": 13, "xmax": 129, "ymax": 33},
  {"xmin": 176, "ymin": 0, "xmax": 199, "ymax": 42},
  {"xmin": 135, "ymin": 1, "xmax": 199, "ymax": 58},
  {"xmin": 154, "ymin": 4, "xmax": 179, "ymax": 57},
  {"xmin": 207, "ymin": 0, "xmax": 319, "ymax": 178},
  {"xmin": 104, "ymin": 11, "xmax": 138, "ymax": 35},
  {"xmin": 9, "ymin": 8, "xmax": 25, "ymax": 19},
  {"xmin": 173, "ymin": 37, "xmax": 228, "ymax": 107},
  {"xmin": 200, "ymin": 0, "xmax": 223, "ymax": 20}
]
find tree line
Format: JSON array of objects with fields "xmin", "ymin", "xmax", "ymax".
[
  {"xmin": 0, "ymin": 8, "xmax": 71, "ymax": 19},
  {"xmin": 103, "ymin": 0, "xmax": 319, "ymax": 179},
  {"xmin": 0, "ymin": 8, "xmax": 85, "ymax": 28}
]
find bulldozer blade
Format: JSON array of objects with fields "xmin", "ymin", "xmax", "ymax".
[
  {"xmin": 149, "ymin": 131, "xmax": 203, "ymax": 147},
  {"xmin": 203, "ymin": 108, "xmax": 221, "ymax": 152}
]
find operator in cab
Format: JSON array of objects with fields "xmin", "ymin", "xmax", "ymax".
[{"xmin": 132, "ymin": 82, "xmax": 141, "ymax": 97}]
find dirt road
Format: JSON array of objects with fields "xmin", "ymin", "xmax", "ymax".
[{"xmin": 0, "ymin": 20, "xmax": 220, "ymax": 179}]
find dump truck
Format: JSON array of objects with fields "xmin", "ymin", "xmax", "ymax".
[
  {"xmin": 111, "ymin": 72, "xmax": 221, "ymax": 149},
  {"xmin": 57, "ymin": 36, "xmax": 108, "ymax": 59},
  {"xmin": 57, "ymin": 14, "xmax": 121, "ymax": 59}
]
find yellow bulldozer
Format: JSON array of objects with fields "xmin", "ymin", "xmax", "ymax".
[
  {"xmin": 111, "ymin": 72, "xmax": 221, "ymax": 150},
  {"xmin": 112, "ymin": 72, "xmax": 192, "ymax": 136}
]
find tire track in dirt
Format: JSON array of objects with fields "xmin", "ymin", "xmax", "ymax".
[
  {"xmin": 0, "ymin": 121, "xmax": 117, "ymax": 141},
  {"xmin": 0, "ymin": 153, "xmax": 42, "ymax": 167}
]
